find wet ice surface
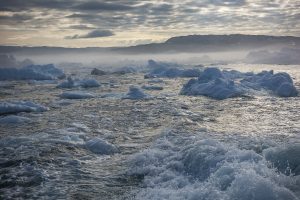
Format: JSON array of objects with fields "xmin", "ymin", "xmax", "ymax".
[{"xmin": 0, "ymin": 64, "xmax": 299, "ymax": 199}]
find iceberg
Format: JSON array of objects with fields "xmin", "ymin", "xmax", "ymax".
[
  {"xmin": 0, "ymin": 64, "xmax": 65, "ymax": 81},
  {"xmin": 181, "ymin": 68, "xmax": 244, "ymax": 100},
  {"xmin": 241, "ymin": 71, "xmax": 298, "ymax": 97},
  {"xmin": 145, "ymin": 60, "xmax": 201, "ymax": 78},
  {"xmin": 181, "ymin": 67, "xmax": 298, "ymax": 99}
]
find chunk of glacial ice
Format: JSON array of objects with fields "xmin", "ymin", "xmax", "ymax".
[
  {"xmin": 0, "ymin": 101, "xmax": 49, "ymax": 115},
  {"xmin": 0, "ymin": 115, "xmax": 31, "ymax": 124},
  {"xmin": 181, "ymin": 77, "xmax": 244, "ymax": 100},
  {"xmin": 123, "ymin": 86, "xmax": 150, "ymax": 100},
  {"xmin": 59, "ymin": 91, "xmax": 95, "ymax": 99},
  {"xmin": 85, "ymin": 138, "xmax": 119, "ymax": 155},
  {"xmin": 0, "ymin": 64, "xmax": 65, "ymax": 81},
  {"xmin": 241, "ymin": 71, "xmax": 298, "ymax": 97},
  {"xmin": 57, "ymin": 77, "xmax": 100, "ymax": 88}
]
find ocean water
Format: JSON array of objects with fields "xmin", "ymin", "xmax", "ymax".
[{"xmin": 0, "ymin": 64, "xmax": 299, "ymax": 199}]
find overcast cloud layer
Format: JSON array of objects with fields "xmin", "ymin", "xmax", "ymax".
[{"xmin": 0, "ymin": 0, "xmax": 299, "ymax": 47}]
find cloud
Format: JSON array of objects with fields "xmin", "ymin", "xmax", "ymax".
[
  {"xmin": 65, "ymin": 30, "xmax": 115, "ymax": 39},
  {"xmin": 73, "ymin": 1, "xmax": 135, "ymax": 11},
  {"xmin": 67, "ymin": 25, "xmax": 96, "ymax": 30},
  {"xmin": 1, "ymin": 0, "xmax": 300, "ymax": 47},
  {"xmin": 0, "ymin": 13, "xmax": 33, "ymax": 24},
  {"xmin": 0, "ymin": 0, "xmax": 139, "ymax": 12}
]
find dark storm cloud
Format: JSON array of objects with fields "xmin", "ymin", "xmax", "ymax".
[{"xmin": 65, "ymin": 30, "xmax": 114, "ymax": 39}]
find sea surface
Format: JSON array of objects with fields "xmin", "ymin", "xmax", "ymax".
[{"xmin": 0, "ymin": 64, "xmax": 299, "ymax": 199}]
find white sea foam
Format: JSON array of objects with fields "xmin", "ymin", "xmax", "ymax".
[{"xmin": 128, "ymin": 131, "xmax": 300, "ymax": 200}]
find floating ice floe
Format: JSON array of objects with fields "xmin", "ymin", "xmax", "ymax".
[
  {"xmin": 0, "ymin": 101, "xmax": 49, "ymax": 115},
  {"xmin": 145, "ymin": 60, "xmax": 201, "ymax": 78},
  {"xmin": 85, "ymin": 138, "xmax": 119, "ymax": 155},
  {"xmin": 241, "ymin": 70, "xmax": 298, "ymax": 97},
  {"xmin": 181, "ymin": 67, "xmax": 298, "ymax": 99},
  {"xmin": 181, "ymin": 67, "xmax": 244, "ymax": 100},
  {"xmin": 57, "ymin": 76, "xmax": 100, "ymax": 88},
  {"xmin": 59, "ymin": 91, "xmax": 95, "ymax": 99},
  {"xmin": 128, "ymin": 131, "xmax": 299, "ymax": 200},
  {"xmin": 0, "ymin": 64, "xmax": 65, "ymax": 81},
  {"xmin": 79, "ymin": 78, "xmax": 101, "ymax": 88},
  {"xmin": 0, "ymin": 115, "xmax": 31, "ymax": 124},
  {"xmin": 123, "ymin": 86, "xmax": 150, "ymax": 100}
]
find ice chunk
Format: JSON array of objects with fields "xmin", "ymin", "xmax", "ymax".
[
  {"xmin": 0, "ymin": 115, "xmax": 31, "ymax": 124},
  {"xmin": 198, "ymin": 67, "xmax": 223, "ymax": 83},
  {"xmin": 241, "ymin": 71, "xmax": 298, "ymax": 97},
  {"xmin": 145, "ymin": 59, "xmax": 201, "ymax": 78},
  {"xmin": 59, "ymin": 91, "xmax": 95, "ymax": 99},
  {"xmin": 79, "ymin": 79, "xmax": 100, "ymax": 88},
  {"xmin": 123, "ymin": 86, "xmax": 150, "ymax": 99},
  {"xmin": 0, "ymin": 101, "xmax": 49, "ymax": 115},
  {"xmin": 145, "ymin": 67, "xmax": 201, "ymax": 78},
  {"xmin": 57, "ymin": 77, "xmax": 100, "ymax": 88},
  {"xmin": 276, "ymin": 82, "xmax": 298, "ymax": 97},
  {"xmin": 0, "ymin": 64, "xmax": 65, "ymax": 81},
  {"xmin": 57, "ymin": 77, "xmax": 76, "ymax": 88},
  {"xmin": 85, "ymin": 138, "xmax": 119, "ymax": 155},
  {"xmin": 182, "ymin": 67, "xmax": 298, "ymax": 99},
  {"xmin": 222, "ymin": 69, "xmax": 254, "ymax": 79},
  {"xmin": 181, "ymin": 77, "xmax": 244, "ymax": 100},
  {"xmin": 25, "ymin": 64, "xmax": 65, "ymax": 79},
  {"xmin": 91, "ymin": 68, "xmax": 107, "ymax": 76}
]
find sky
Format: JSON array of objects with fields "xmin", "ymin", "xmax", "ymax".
[{"xmin": 0, "ymin": 0, "xmax": 299, "ymax": 47}]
